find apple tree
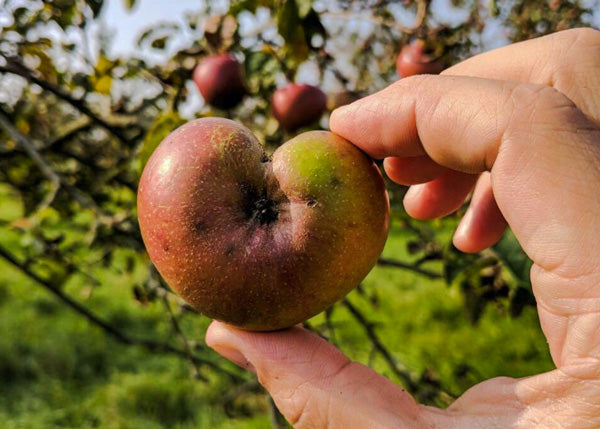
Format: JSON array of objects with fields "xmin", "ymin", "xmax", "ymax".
[{"xmin": 0, "ymin": 0, "xmax": 597, "ymax": 426}]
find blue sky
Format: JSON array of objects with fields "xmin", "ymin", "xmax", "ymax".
[{"xmin": 100, "ymin": 0, "xmax": 216, "ymax": 57}]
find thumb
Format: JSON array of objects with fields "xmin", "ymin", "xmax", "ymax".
[{"xmin": 205, "ymin": 321, "xmax": 436, "ymax": 428}]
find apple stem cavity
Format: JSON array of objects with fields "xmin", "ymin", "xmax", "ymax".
[
  {"xmin": 251, "ymin": 195, "xmax": 279, "ymax": 225},
  {"xmin": 240, "ymin": 183, "xmax": 279, "ymax": 226}
]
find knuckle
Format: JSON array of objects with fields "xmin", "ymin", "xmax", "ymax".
[
  {"xmin": 550, "ymin": 29, "xmax": 600, "ymax": 113},
  {"xmin": 565, "ymin": 27, "xmax": 600, "ymax": 50},
  {"xmin": 556, "ymin": 27, "xmax": 600, "ymax": 71},
  {"xmin": 509, "ymin": 83, "xmax": 578, "ymax": 124}
]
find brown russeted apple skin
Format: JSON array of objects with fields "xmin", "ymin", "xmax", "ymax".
[
  {"xmin": 137, "ymin": 118, "xmax": 389, "ymax": 331},
  {"xmin": 193, "ymin": 54, "xmax": 246, "ymax": 110},
  {"xmin": 396, "ymin": 40, "xmax": 444, "ymax": 78},
  {"xmin": 272, "ymin": 84, "xmax": 327, "ymax": 132}
]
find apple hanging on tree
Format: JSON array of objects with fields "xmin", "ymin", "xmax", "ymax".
[
  {"xmin": 193, "ymin": 54, "xmax": 246, "ymax": 110},
  {"xmin": 137, "ymin": 118, "xmax": 389, "ymax": 331},
  {"xmin": 396, "ymin": 39, "xmax": 444, "ymax": 78},
  {"xmin": 272, "ymin": 84, "xmax": 327, "ymax": 132}
]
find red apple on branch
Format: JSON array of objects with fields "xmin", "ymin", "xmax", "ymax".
[
  {"xmin": 137, "ymin": 118, "xmax": 389, "ymax": 331},
  {"xmin": 396, "ymin": 39, "xmax": 444, "ymax": 78},
  {"xmin": 193, "ymin": 54, "xmax": 246, "ymax": 110},
  {"xmin": 272, "ymin": 84, "xmax": 327, "ymax": 132}
]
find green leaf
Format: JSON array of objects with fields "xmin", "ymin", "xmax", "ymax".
[
  {"xmin": 295, "ymin": 0, "xmax": 312, "ymax": 18},
  {"xmin": 95, "ymin": 54, "xmax": 113, "ymax": 74},
  {"xmin": 442, "ymin": 243, "xmax": 479, "ymax": 285},
  {"xmin": 229, "ymin": 0, "xmax": 272, "ymax": 15},
  {"xmin": 21, "ymin": 45, "xmax": 56, "ymax": 83},
  {"xmin": 245, "ymin": 51, "xmax": 280, "ymax": 92},
  {"xmin": 277, "ymin": 0, "xmax": 308, "ymax": 66},
  {"xmin": 136, "ymin": 23, "xmax": 179, "ymax": 48},
  {"xmin": 122, "ymin": 0, "xmax": 137, "ymax": 10},
  {"xmin": 138, "ymin": 111, "xmax": 186, "ymax": 173},
  {"xmin": 151, "ymin": 36, "xmax": 168, "ymax": 50},
  {"xmin": 494, "ymin": 229, "xmax": 532, "ymax": 285},
  {"xmin": 302, "ymin": 8, "xmax": 326, "ymax": 46},
  {"xmin": 86, "ymin": 0, "xmax": 104, "ymax": 17},
  {"xmin": 93, "ymin": 75, "xmax": 112, "ymax": 95},
  {"xmin": 509, "ymin": 286, "xmax": 536, "ymax": 318}
]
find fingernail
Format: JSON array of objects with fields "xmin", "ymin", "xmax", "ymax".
[
  {"xmin": 211, "ymin": 345, "xmax": 256, "ymax": 373},
  {"xmin": 404, "ymin": 183, "xmax": 424, "ymax": 202},
  {"xmin": 453, "ymin": 208, "xmax": 472, "ymax": 245},
  {"xmin": 330, "ymin": 104, "xmax": 351, "ymax": 122}
]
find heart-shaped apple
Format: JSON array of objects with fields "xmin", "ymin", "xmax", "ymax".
[{"xmin": 137, "ymin": 118, "xmax": 389, "ymax": 330}]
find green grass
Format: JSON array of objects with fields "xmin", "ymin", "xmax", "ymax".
[{"xmin": 0, "ymin": 183, "xmax": 554, "ymax": 428}]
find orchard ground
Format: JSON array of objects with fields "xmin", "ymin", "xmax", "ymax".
[{"xmin": 0, "ymin": 184, "xmax": 553, "ymax": 429}]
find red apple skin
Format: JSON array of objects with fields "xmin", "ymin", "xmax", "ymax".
[
  {"xmin": 137, "ymin": 118, "xmax": 389, "ymax": 331},
  {"xmin": 193, "ymin": 54, "xmax": 246, "ymax": 110},
  {"xmin": 272, "ymin": 84, "xmax": 327, "ymax": 132},
  {"xmin": 396, "ymin": 40, "xmax": 444, "ymax": 78}
]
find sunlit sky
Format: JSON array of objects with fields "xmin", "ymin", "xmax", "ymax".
[
  {"xmin": 99, "ymin": 0, "xmax": 216, "ymax": 57},
  {"xmin": 99, "ymin": 0, "xmax": 600, "ymax": 59}
]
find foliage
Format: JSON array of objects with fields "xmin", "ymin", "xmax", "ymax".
[{"xmin": 0, "ymin": 0, "xmax": 596, "ymax": 427}]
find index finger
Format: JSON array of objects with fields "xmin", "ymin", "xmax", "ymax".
[{"xmin": 330, "ymin": 74, "xmax": 510, "ymax": 168}]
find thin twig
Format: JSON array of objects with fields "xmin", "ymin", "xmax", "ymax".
[
  {"xmin": 0, "ymin": 243, "xmax": 244, "ymax": 383},
  {"xmin": 377, "ymin": 257, "xmax": 442, "ymax": 279},
  {"xmin": 160, "ymin": 292, "xmax": 206, "ymax": 381},
  {"xmin": 341, "ymin": 298, "xmax": 418, "ymax": 391}
]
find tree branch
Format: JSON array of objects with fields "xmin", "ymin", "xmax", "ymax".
[
  {"xmin": 0, "ymin": 243, "xmax": 244, "ymax": 383},
  {"xmin": 377, "ymin": 257, "xmax": 442, "ymax": 279},
  {"xmin": 341, "ymin": 298, "xmax": 418, "ymax": 392},
  {"xmin": 0, "ymin": 107, "xmax": 97, "ymax": 210},
  {"xmin": 160, "ymin": 291, "xmax": 207, "ymax": 381},
  {"xmin": 0, "ymin": 57, "xmax": 129, "ymax": 144}
]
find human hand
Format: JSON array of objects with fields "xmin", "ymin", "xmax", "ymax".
[{"xmin": 206, "ymin": 29, "xmax": 600, "ymax": 428}]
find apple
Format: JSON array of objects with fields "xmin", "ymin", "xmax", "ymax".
[
  {"xmin": 396, "ymin": 39, "xmax": 444, "ymax": 78},
  {"xmin": 193, "ymin": 54, "xmax": 246, "ymax": 110},
  {"xmin": 137, "ymin": 118, "xmax": 389, "ymax": 331},
  {"xmin": 272, "ymin": 84, "xmax": 327, "ymax": 132}
]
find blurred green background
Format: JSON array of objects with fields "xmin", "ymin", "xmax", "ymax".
[{"xmin": 0, "ymin": 1, "xmax": 597, "ymax": 428}]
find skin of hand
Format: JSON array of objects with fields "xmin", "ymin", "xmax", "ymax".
[{"xmin": 206, "ymin": 28, "xmax": 600, "ymax": 428}]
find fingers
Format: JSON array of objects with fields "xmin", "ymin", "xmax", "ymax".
[
  {"xmin": 443, "ymin": 28, "xmax": 600, "ymax": 123},
  {"xmin": 403, "ymin": 170, "xmax": 477, "ymax": 220},
  {"xmin": 330, "ymin": 75, "xmax": 512, "ymax": 170},
  {"xmin": 206, "ymin": 322, "xmax": 435, "ymax": 429},
  {"xmin": 453, "ymin": 173, "xmax": 507, "ymax": 253},
  {"xmin": 332, "ymin": 74, "xmax": 600, "ymax": 364},
  {"xmin": 383, "ymin": 156, "xmax": 448, "ymax": 185}
]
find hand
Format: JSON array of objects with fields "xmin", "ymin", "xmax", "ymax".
[{"xmin": 206, "ymin": 28, "xmax": 600, "ymax": 428}]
